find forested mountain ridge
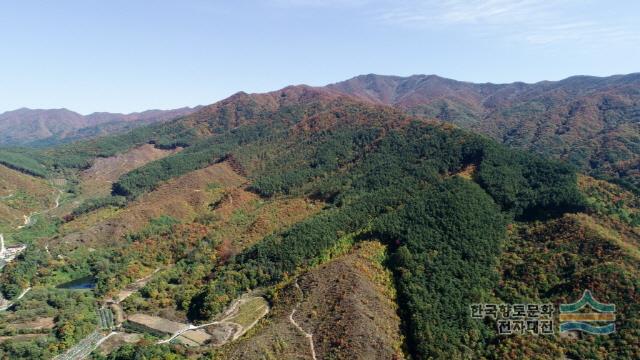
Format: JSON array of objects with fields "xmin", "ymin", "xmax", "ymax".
[
  {"xmin": 166, "ymin": 85, "xmax": 374, "ymax": 134},
  {"xmin": 0, "ymin": 106, "xmax": 199, "ymax": 147},
  {"xmin": 328, "ymin": 73, "xmax": 640, "ymax": 192},
  {"xmin": 0, "ymin": 78, "xmax": 638, "ymax": 359},
  {"xmin": 80, "ymin": 85, "xmax": 412, "ymax": 199}
]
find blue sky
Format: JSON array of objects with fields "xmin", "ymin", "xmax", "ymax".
[{"xmin": 1, "ymin": 0, "xmax": 639, "ymax": 114}]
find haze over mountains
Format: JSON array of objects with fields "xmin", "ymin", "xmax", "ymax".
[{"xmin": 0, "ymin": 107, "xmax": 200, "ymax": 147}]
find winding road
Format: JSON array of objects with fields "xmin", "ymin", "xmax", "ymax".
[
  {"xmin": 107, "ymin": 268, "xmax": 160, "ymax": 304},
  {"xmin": 16, "ymin": 187, "xmax": 62, "ymax": 230},
  {"xmin": 158, "ymin": 296, "xmax": 269, "ymax": 345},
  {"xmin": 0, "ymin": 287, "xmax": 31, "ymax": 311},
  {"xmin": 17, "ymin": 212, "xmax": 37, "ymax": 229},
  {"xmin": 289, "ymin": 281, "xmax": 317, "ymax": 360},
  {"xmin": 54, "ymin": 188, "xmax": 62, "ymax": 209}
]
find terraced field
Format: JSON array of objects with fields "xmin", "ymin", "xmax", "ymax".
[
  {"xmin": 121, "ymin": 295, "xmax": 269, "ymax": 350},
  {"xmin": 53, "ymin": 330, "xmax": 111, "ymax": 360}
]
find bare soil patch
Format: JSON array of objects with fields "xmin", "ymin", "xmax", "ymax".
[
  {"xmin": 0, "ymin": 165, "xmax": 55, "ymax": 226},
  {"xmin": 126, "ymin": 314, "xmax": 189, "ymax": 336},
  {"xmin": 95, "ymin": 332, "xmax": 142, "ymax": 355},
  {"xmin": 8, "ymin": 316, "xmax": 55, "ymax": 330},
  {"xmin": 223, "ymin": 242, "xmax": 404, "ymax": 360},
  {"xmin": 175, "ymin": 329, "xmax": 211, "ymax": 347},
  {"xmin": 80, "ymin": 144, "xmax": 181, "ymax": 198}
]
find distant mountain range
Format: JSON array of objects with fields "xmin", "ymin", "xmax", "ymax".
[
  {"xmin": 327, "ymin": 73, "xmax": 640, "ymax": 191},
  {"xmin": 0, "ymin": 107, "xmax": 200, "ymax": 147},
  {"xmin": 1, "ymin": 72, "xmax": 638, "ymax": 360},
  {"xmin": 3, "ymin": 73, "xmax": 639, "ymax": 190}
]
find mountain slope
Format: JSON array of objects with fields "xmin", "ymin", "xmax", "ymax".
[
  {"xmin": 223, "ymin": 241, "xmax": 403, "ymax": 360},
  {"xmin": 0, "ymin": 82, "xmax": 637, "ymax": 360},
  {"xmin": 0, "ymin": 164, "xmax": 55, "ymax": 232},
  {"xmin": 0, "ymin": 107, "xmax": 199, "ymax": 147},
  {"xmin": 101, "ymin": 87, "xmax": 634, "ymax": 359},
  {"xmin": 328, "ymin": 73, "xmax": 640, "ymax": 191}
]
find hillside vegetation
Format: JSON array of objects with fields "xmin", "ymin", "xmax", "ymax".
[
  {"xmin": 329, "ymin": 73, "xmax": 640, "ymax": 193},
  {"xmin": 0, "ymin": 81, "xmax": 637, "ymax": 360},
  {"xmin": 0, "ymin": 107, "xmax": 197, "ymax": 147},
  {"xmin": 0, "ymin": 164, "xmax": 55, "ymax": 233}
]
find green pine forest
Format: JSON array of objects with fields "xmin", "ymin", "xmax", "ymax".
[{"xmin": 0, "ymin": 89, "xmax": 638, "ymax": 359}]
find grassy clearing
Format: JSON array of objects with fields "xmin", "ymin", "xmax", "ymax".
[{"xmin": 225, "ymin": 297, "xmax": 269, "ymax": 329}]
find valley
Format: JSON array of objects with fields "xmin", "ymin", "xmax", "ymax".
[{"xmin": 3, "ymin": 0, "xmax": 639, "ymax": 357}]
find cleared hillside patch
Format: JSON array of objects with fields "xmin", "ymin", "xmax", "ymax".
[
  {"xmin": 0, "ymin": 165, "xmax": 55, "ymax": 230},
  {"xmin": 221, "ymin": 241, "xmax": 404, "ymax": 360},
  {"xmin": 80, "ymin": 144, "xmax": 181, "ymax": 198},
  {"xmin": 57, "ymin": 161, "xmax": 246, "ymax": 248}
]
